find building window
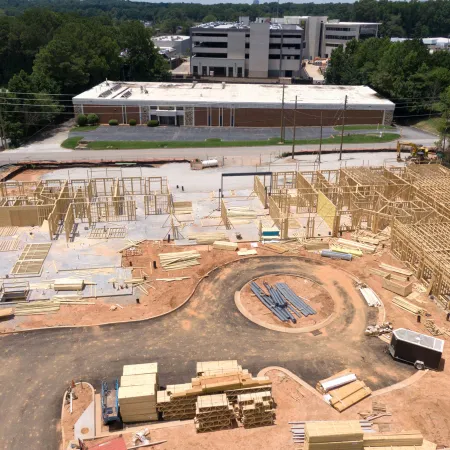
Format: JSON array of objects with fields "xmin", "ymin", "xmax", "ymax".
[
  {"xmin": 245, "ymin": 34, "xmax": 250, "ymax": 37},
  {"xmin": 150, "ymin": 106, "xmax": 157, "ymax": 110},
  {"xmin": 194, "ymin": 42, "xmax": 228, "ymax": 48},
  {"xmin": 326, "ymin": 27, "xmax": 352, "ymax": 32},
  {"xmin": 193, "ymin": 53, "xmax": 228, "ymax": 58},
  {"xmin": 228, "ymin": 67, "xmax": 233, "ymax": 77},
  {"xmin": 219, "ymin": 114, "xmax": 223, "ymax": 126},
  {"xmin": 176, "ymin": 106, "xmax": 184, "ymax": 111},
  {"xmin": 325, "ymin": 35, "xmax": 354, "ymax": 40},
  {"xmin": 193, "ymin": 66, "xmax": 198, "ymax": 74},
  {"xmin": 245, "ymin": 54, "xmax": 249, "ymax": 59},
  {"xmin": 237, "ymin": 67, "xmax": 243, "ymax": 77},
  {"xmin": 282, "ymin": 44, "xmax": 301, "ymax": 49},
  {"xmin": 159, "ymin": 106, "xmax": 175, "ymax": 110},
  {"xmin": 269, "ymin": 54, "xmax": 281, "ymax": 59},
  {"xmin": 208, "ymin": 114, "xmax": 211, "ymax": 126},
  {"xmin": 193, "ymin": 32, "xmax": 227, "ymax": 37},
  {"xmin": 245, "ymin": 43, "xmax": 250, "ymax": 49},
  {"xmin": 271, "ymin": 34, "xmax": 281, "ymax": 38}
]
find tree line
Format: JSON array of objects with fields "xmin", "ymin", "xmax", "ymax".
[
  {"xmin": 0, "ymin": 9, "xmax": 169, "ymax": 147},
  {"xmin": 1, "ymin": 0, "xmax": 450, "ymax": 38},
  {"xmin": 325, "ymin": 37, "xmax": 450, "ymax": 149}
]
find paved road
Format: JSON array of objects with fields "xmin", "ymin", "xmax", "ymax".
[{"xmin": 0, "ymin": 256, "xmax": 413, "ymax": 450}]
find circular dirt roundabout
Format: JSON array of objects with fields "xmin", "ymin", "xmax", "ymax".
[{"xmin": 239, "ymin": 274, "xmax": 335, "ymax": 332}]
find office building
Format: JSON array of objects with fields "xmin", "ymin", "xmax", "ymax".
[{"xmin": 73, "ymin": 81, "xmax": 394, "ymax": 127}]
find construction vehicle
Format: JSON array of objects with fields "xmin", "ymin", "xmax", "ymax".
[{"xmin": 396, "ymin": 141, "xmax": 430, "ymax": 163}]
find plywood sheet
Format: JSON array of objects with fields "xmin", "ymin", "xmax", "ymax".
[
  {"xmin": 123, "ymin": 362, "xmax": 158, "ymax": 376},
  {"xmin": 120, "ymin": 374, "xmax": 157, "ymax": 387},
  {"xmin": 317, "ymin": 190, "xmax": 336, "ymax": 231}
]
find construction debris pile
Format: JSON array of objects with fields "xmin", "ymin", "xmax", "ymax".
[
  {"xmin": 118, "ymin": 363, "xmax": 159, "ymax": 423},
  {"xmin": 250, "ymin": 281, "xmax": 316, "ymax": 324},
  {"xmin": 236, "ymin": 391, "xmax": 275, "ymax": 428},
  {"xmin": 158, "ymin": 251, "xmax": 201, "ymax": 271},
  {"xmin": 365, "ymin": 322, "xmax": 393, "ymax": 336},
  {"xmin": 156, "ymin": 360, "xmax": 273, "ymax": 431},
  {"xmin": 317, "ymin": 369, "xmax": 372, "ymax": 412},
  {"xmin": 195, "ymin": 394, "xmax": 235, "ymax": 432}
]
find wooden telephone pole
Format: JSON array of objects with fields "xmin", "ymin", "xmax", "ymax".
[
  {"xmin": 339, "ymin": 95, "xmax": 348, "ymax": 161},
  {"xmin": 291, "ymin": 95, "xmax": 297, "ymax": 159}
]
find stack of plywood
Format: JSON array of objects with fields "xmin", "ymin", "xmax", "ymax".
[
  {"xmin": 382, "ymin": 276, "xmax": 413, "ymax": 296},
  {"xmin": 195, "ymin": 394, "xmax": 235, "ymax": 432},
  {"xmin": 119, "ymin": 363, "xmax": 158, "ymax": 423},
  {"xmin": 304, "ymin": 420, "xmax": 364, "ymax": 450},
  {"xmin": 158, "ymin": 251, "xmax": 201, "ymax": 271},
  {"xmin": 336, "ymin": 238, "xmax": 376, "ymax": 254},
  {"xmin": 363, "ymin": 430, "xmax": 423, "ymax": 448},
  {"xmin": 212, "ymin": 241, "xmax": 238, "ymax": 251},
  {"xmin": 236, "ymin": 391, "xmax": 274, "ymax": 428}
]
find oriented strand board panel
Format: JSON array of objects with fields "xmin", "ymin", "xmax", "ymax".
[
  {"xmin": 317, "ymin": 190, "xmax": 336, "ymax": 231},
  {"xmin": 120, "ymin": 374, "xmax": 157, "ymax": 387},
  {"xmin": 122, "ymin": 363, "xmax": 158, "ymax": 376}
]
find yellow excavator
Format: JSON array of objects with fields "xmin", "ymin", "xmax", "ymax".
[{"xmin": 396, "ymin": 141, "xmax": 430, "ymax": 163}]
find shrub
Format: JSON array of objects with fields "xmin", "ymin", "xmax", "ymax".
[
  {"xmin": 87, "ymin": 113, "xmax": 99, "ymax": 125},
  {"xmin": 129, "ymin": 119, "xmax": 137, "ymax": 126},
  {"xmin": 109, "ymin": 119, "xmax": 119, "ymax": 126},
  {"xmin": 76, "ymin": 114, "xmax": 88, "ymax": 126},
  {"xmin": 147, "ymin": 120, "xmax": 159, "ymax": 127}
]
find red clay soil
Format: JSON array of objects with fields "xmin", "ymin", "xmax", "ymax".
[
  {"xmin": 12, "ymin": 168, "xmax": 53, "ymax": 182},
  {"xmin": 240, "ymin": 274, "xmax": 334, "ymax": 329},
  {"xmin": 61, "ymin": 384, "xmax": 93, "ymax": 444},
  {"xmin": 6, "ymin": 243, "xmax": 277, "ymax": 331}
]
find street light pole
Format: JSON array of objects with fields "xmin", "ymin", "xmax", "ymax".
[{"xmin": 280, "ymin": 84, "xmax": 285, "ymax": 143}]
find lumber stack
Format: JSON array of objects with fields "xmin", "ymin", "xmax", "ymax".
[
  {"xmin": 14, "ymin": 300, "xmax": 60, "ymax": 315},
  {"xmin": 263, "ymin": 243, "xmax": 289, "ymax": 254},
  {"xmin": 195, "ymin": 394, "xmax": 236, "ymax": 432},
  {"xmin": 212, "ymin": 241, "xmax": 238, "ymax": 251},
  {"xmin": 53, "ymin": 278, "xmax": 85, "ymax": 291},
  {"xmin": 119, "ymin": 363, "xmax": 159, "ymax": 423},
  {"xmin": 157, "ymin": 383, "xmax": 197, "ymax": 420},
  {"xmin": 304, "ymin": 240, "xmax": 329, "ymax": 251},
  {"xmin": 328, "ymin": 380, "xmax": 372, "ymax": 412},
  {"xmin": 187, "ymin": 232, "xmax": 229, "ymax": 245},
  {"xmin": 382, "ymin": 276, "xmax": 413, "ymax": 296},
  {"xmin": 337, "ymin": 238, "xmax": 376, "ymax": 254},
  {"xmin": 173, "ymin": 201, "xmax": 193, "ymax": 215},
  {"xmin": 331, "ymin": 245, "xmax": 363, "ymax": 257},
  {"xmin": 197, "ymin": 360, "xmax": 242, "ymax": 376},
  {"xmin": 318, "ymin": 370, "xmax": 372, "ymax": 412},
  {"xmin": 236, "ymin": 391, "xmax": 274, "ymax": 428},
  {"xmin": 156, "ymin": 361, "xmax": 272, "ymax": 421},
  {"xmin": 379, "ymin": 263, "xmax": 413, "ymax": 277},
  {"xmin": 392, "ymin": 296, "xmax": 426, "ymax": 315},
  {"xmin": 363, "ymin": 431, "xmax": 423, "ymax": 447},
  {"xmin": 158, "ymin": 251, "xmax": 201, "ymax": 271},
  {"xmin": 227, "ymin": 207, "xmax": 257, "ymax": 219},
  {"xmin": 304, "ymin": 420, "xmax": 364, "ymax": 450},
  {"xmin": 237, "ymin": 249, "xmax": 257, "ymax": 256}
]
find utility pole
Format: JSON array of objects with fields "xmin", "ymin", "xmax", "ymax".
[
  {"xmin": 291, "ymin": 95, "xmax": 297, "ymax": 159},
  {"xmin": 0, "ymin": 104, "xmax": 7, "ymax": 150},
  {"xmin": 339, "ymin": 94, "xmax": 348, "ymax": 161},
  {"xmin": 318, "ymin": 111, "xmax": 323, "ymax": 164},
  {"xmin": 280, "ymin": 84, "xmax": 285, "ymax": 143}
]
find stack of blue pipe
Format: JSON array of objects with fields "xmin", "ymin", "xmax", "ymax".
[{"xmin": 250, "ymin": 281, "xmax": 317, "ymax": 324}]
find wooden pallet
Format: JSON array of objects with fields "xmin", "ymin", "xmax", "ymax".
[
  {"xmin": 0, "ymin": 226, "xmax": 18, "ymax": 237},
  {"xmin": 0, "ymin": 238, "xmax": 22, "ymax": 252}
]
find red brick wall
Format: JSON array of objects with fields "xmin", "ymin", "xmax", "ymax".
[
  {"xmin": 126, "ymin": 106, "xmax": 140, "ymax": 124},
  {"xmin": 234, "ymin": 108, "xmax": 385, "ymax": 127},
  {"xmin": 82, "ymin": 105, "xmax": 123, "ymax": 124}
]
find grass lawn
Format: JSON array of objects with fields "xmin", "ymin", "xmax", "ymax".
[
  {"xmin": 334, "ymin": 124, "xmax": 397, "ymax": 131},
  {"xmin": 70, "ymin": 125, "xmax": 99, "ymax": 132},
  {"xmin": 61, "ymin": 133, "xmax": 400, "ymax": 150},
  {"xmin": 409, "ymin": 117, "xmax": 441, "ymax": 135}
]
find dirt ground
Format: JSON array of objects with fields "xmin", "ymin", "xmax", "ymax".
[
  {"xmin": 84, "ymin": 366, "xmax": 449, "ymax": 449},
  {"xmin": 11, "ymin": 168, "xmax": 53, "ymax": 181},
  {"xmin": 6, "ymin": 243, "xmax": 278, "ymax": 331},
  {"xmin": 61, "ymin": 384, "xmax": 94, "ymax": 444},
  {"xmin": 240, "ymin": 274, "xmax": 334, "ymax": 329}
]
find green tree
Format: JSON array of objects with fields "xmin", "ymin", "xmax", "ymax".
[
  {"xmin": 202, "ymin": 14, "xmax": 217, "ymax": 23},
  {"xmin": 118, "ymin": 20, "xmax": 169, "ymax": 81}
]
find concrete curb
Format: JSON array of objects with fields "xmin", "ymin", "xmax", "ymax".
[
  {"xmin": 61, "ymin": 381, "xmax": 95, "ymax": 449},
  {"xmin": 234, "ymin": 272, "xmax": 337, "ymax": 334},
  {"xmin": 0, "ymin": 254, "xmax": 383, "ymax": 335},
  {"xmin": 372, "ymin": 368, "xmax": 429, "ymax": 397}
]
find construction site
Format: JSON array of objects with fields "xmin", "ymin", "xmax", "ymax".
[{"xmin": 0, "ymin": 157, "xmax": 450, "ymax": 450}]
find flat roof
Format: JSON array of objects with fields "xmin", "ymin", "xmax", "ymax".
[
  {"xmin": 394, "ymin": 328, "xmax": 444, "ymax": 352},
  {"xmin": 152, "ymin": 35, "xmax": 190, "ymax": 42},
  {"xmin": 326, "ymin": 22, "xmax": 381, "ymax": 26},
  {"xmin": 73, "ymin": 82, "xmax": 395, "ymax": 111},
  {"xmin": 192, "ymin": 21, "xmax": 302, "ymax": 31}
]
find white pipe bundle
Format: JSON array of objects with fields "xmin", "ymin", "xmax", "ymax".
[{"xmin": 320, "ymin": 374, "xmax": 357, "ymax": 393}]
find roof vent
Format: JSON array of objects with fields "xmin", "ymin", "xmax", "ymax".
[
  {"xmin": 192, "ymin": 81, "xmax": 198, "ymax": 88},
  {"xmin": 222, "ymin": 82, "xmax": 226, "ymax": 89}
]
